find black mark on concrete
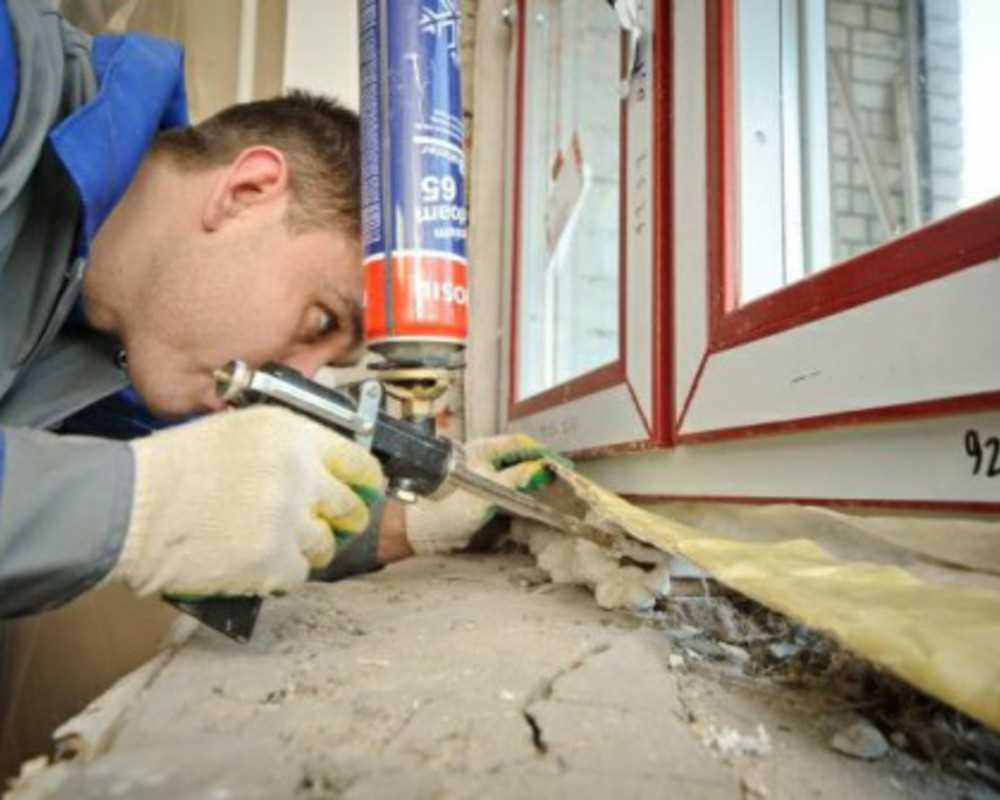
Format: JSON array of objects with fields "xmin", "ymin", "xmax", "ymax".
[{"xmin": 523, "ymin": 711, "xmax": 548, "ymax": 755}]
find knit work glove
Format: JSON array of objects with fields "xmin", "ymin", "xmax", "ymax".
[
  {"xmin": 405, "ymin": 433, "xmax": 558, "ymax": 554},
  {"xmin": 109, "ymin": 406, "xmax": 384, "ymax": 598}
]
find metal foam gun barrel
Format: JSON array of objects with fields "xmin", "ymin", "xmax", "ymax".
[
  {"xmin": 217, "ymin": 362, "xmax": 617, "ymax": 546},
  {"xmin": 216, "ymin": 360, "xmax": 454, "ymax": 501}
]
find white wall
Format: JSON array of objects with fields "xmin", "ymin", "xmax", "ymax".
[{"xmin": 283, "ymin": 0, "xmax": 359, "ymax": 109}]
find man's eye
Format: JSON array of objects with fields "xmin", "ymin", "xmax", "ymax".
[{"xmin": 314, "ymin": 309, "xmax": 335, "ymax": 338}]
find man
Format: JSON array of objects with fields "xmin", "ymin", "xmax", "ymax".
[{"xmin": 0, "ymin": 0, "xmax": 545, "ymax": 617}]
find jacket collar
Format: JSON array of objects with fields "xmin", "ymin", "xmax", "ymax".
[
  {"xmin": 0, "ymin": 1, "xmax": 15, "ymax": 145},
  {"xmin": 48, "ymin": 33, "xmax": 189, "ymax": 255}
]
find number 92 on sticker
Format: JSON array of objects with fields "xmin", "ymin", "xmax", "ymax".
[{"xmin": 964, "ymin": 430, "xmax": 1000, "ymax": 477}]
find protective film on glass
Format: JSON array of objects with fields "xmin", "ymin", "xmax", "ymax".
[{"xmin": 516, "ymin": 1, "xmax": 621, "ymax": 401}]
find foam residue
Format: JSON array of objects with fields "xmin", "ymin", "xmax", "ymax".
[{"xmin": 523, "ymin": 528, "xmax": 671, "ymax": 611}]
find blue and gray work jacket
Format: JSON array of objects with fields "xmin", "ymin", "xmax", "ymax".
[
  {"xmin": 0, "ymin": 0, "xmax": 187, "ymax": 617},
  {"xmin": 0, "ymin": 1, "xmax": 382, "ymax": 618}
]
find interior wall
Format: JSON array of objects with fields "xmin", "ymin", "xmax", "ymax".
[
  {"xmin": 283, "ymin": 0, "xmax": 359, "ymax": 109},
  {"xmin": 58, "ymin": 0, "xmax": 288, "ymax": 120},
  {"xmin": 254, "ymin": 0, "xmax": 288, "ymax": 101},
  {"xmin": 465, "ymin": 0, "xmax": 509, "ymax": 438}
]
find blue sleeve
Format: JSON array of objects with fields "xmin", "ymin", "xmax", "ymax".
[
  {"xmin": 56, "ymin": 387, "xmax": 178, "ymax": 440},
  {"xmin": 0, "ymin": 0, "xmax": 16, "ymax": 144}
]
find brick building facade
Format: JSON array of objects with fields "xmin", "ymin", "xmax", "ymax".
[{"xmin": 827, "ymin": 0, "xmax": 963, "ymax": 262}]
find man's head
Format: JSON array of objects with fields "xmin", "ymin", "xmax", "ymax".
[{"xmin": 84, "ymin": 92, "xmax": 364, "ymax": 418}]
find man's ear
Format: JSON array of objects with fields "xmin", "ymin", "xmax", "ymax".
[{"xmin": 202, "ymin": 146, "xmax": 289, "ymax": 231}]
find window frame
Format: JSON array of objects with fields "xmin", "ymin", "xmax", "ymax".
[
  {"xmin": 501, "ymin": 0, "xmax": 671, "ymax": 452},
  {"xmin": 707, "ymin": 0, "xmax": 1000, "ymax": 357},
  {"xmin": 654, "ymin": 0, "xmax": 1000, "ymax": 512},
  {"xmin": 500, "ymin": 0, "xmax": 1000, "ymax": 513}
]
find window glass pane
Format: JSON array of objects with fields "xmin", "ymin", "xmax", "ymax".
[
  {"xmin": 516, "ymin": 2, "xmax": 621, "ymax": 400},
  {"xmin": 736, "ymin": 0, "xmax": 1000, "ymax": 304}
]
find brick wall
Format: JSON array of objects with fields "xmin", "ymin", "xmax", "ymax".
[
  {"xmin": 922, "ymin": 0, "xmax": 964, "ymax": 219},
  {"xmin": 827, "ymin": 0, "xmax": 963, "ymax": 262}
]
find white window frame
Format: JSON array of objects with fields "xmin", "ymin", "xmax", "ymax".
[
  {"xmin": 499, "ymin": 0, "xmax": 661, "ymax": 453},
  {"xmin": 593, "ymin": 0, "xmax": 1000, "ymax": 509}
]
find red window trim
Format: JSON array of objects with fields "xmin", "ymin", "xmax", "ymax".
[
  {"xmin": 706, "ymin": 0, "xmax": 1000, "ymax": 356},
  {"xmin": 620, "ymin": 494, "xmax": 1000, "ymax": 517},
  {"xmin": 507, "ymin": 1, "xmax": 630, "ymax": 422},
  {"xmin": 677, "ymin": 388, "xmax": 1000, "ymax": 446},
  {"xmin": 651, "ymin": 1, "xmax": 675, "ymax": 447},
  {"xmin": 509, "ymin": 361, "xmax": 626, "ymax": 420}
]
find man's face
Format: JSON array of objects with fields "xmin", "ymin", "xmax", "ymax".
[
  {"xmin": 84, "ymin": 146, "xmax": 362, "ymax": 418},
  {"xmin": 84, "ymin": 147, "xmax": 362, "ymax": 417},
  {"xmin": 129, "ymin": 225, "xmax": 363, "ymax": 418}
]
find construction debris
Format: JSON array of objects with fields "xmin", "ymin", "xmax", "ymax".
[
  {"xmin": 532, "ymin": 463, "xmax": 1000, "ymax": 733},
  {"xmin": 830, "ymin": 720, "xmax": 890, "ymax": 761},
  {"xmin": 521, "ymin": 530, "xmax": 672, "ymax": 611},
  {"xmin": 700, "ymin": 723, "xmax": 773, "ymax": 760},
  {"xmin": 651, "ymin": 588, "xmax": 1000, "ymax": 789},
  {"xmin": 507, "ymin": 516, "xmax": 1000, "ymax": 792}
]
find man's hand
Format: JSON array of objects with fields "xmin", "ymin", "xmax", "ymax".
[
  {"xmin": 108, "ymin": 406, "xmax": 384, "ymax": 598},
  {"xmin": 405, "ymin": 434, "xmax": 556, "ymax": 554}
]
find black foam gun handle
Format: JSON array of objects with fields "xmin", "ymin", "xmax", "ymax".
[{"xmin": 253, "ymin": 363, "xmax": 454, "ymax": 499}]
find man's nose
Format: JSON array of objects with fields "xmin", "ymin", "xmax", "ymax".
[{"xmin": 282, "ymin": 351, "xmax": 329, "ymax": 380}]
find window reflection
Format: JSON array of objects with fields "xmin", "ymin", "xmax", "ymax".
[{"xmin": 516, "ymin": 2, "xmax": 621, "ymax": 400}]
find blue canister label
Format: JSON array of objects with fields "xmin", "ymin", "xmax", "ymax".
[{"xmin": 360, "ymin": 0, "xmax": 469, "ymax": 345}]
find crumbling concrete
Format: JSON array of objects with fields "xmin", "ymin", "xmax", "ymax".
[{"xmin": 6, "ymin": 555, "xmax": 994, "ymax": 799}]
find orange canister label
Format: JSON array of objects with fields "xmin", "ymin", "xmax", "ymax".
[{"xmin": 364, "ymin": 252, "xmax": 469, "ymax": 343}]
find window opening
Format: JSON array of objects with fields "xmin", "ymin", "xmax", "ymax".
[
  {"xmin": 515, "ymin": 1, "xmax": 622, "ymax": 400},
  {"xmin": 734, "ymin": 0, "xmax": 1000, "ymax": 305}
]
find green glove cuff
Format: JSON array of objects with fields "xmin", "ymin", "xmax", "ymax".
[
  {"xmin": 518, "ymin": 467, "xmax": 556, "ymax": 493},
  {"xmin": 489, "ymin": 447, "xmax": 568, "ymax": 497},
  {"xmin": 313, "ymin": 497, "xmax": 387, "ymax": 583},
  {"xmin": 491, "ymin": 447, "xmax": 572, "ymax": 471}
]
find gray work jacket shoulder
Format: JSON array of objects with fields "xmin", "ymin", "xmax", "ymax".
[{"xmin": 0, "ymin": 1, "xmax": 134, "ymax": 617}]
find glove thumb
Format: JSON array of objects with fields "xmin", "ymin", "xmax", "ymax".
[{"xmin": 492, "ymin": 458, "xmax": 555, "ymax": 494}]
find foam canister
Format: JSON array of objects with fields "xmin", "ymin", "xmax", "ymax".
[{"xmin": 359, "ymin": 0, "xmax": 469, "ymax": 364}]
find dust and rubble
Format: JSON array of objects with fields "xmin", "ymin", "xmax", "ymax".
[
  {"xmin": 502, "ymin": 525, "xmax": 1000, "ymax": 797},
  {"xmin": 5, "ymin": 553, "xmax": 999, "ymax": 800},
  {"xmin": 700, "ymin": 723, "xmax": 772, "ymax": 759},
  {"xmin": 505, "ymin": 542, "xmax": 998, "ymax": 799},
  {"xmin": 654, "ymin": 587, "xmax": 1000, "ymax": 790}
]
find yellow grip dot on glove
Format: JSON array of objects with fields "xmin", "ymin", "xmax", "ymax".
[{"xmin": 316, "ymin": 445, "xmax": 386, "ymax": 541}]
